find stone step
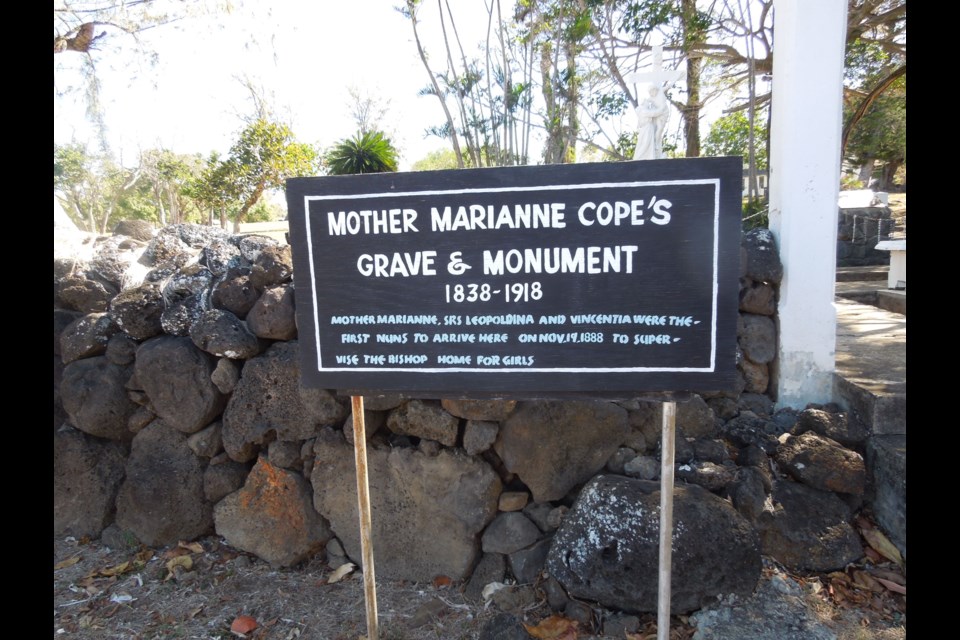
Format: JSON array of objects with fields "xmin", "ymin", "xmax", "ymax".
[
  {"xmin": 836, "ymin": 265, "xmax": 888, "ymax": 282},
  {"xmin": 866, "ymin": 435, "xmax": 906, "ymax": 559}
]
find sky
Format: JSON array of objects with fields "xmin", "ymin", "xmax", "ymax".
[{"xmin": 54, "ymin": 0, "xmax": 513, "ymax": 171}]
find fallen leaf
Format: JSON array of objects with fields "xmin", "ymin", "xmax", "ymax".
[
  {"xmin": 55, "ymin": 556, "xmax": 82, "ymax": 570},
  {"xmin": 188, "ymin": 606, "xmax": 204, "ymax": 619},
  {"xmin": 874, "ymin": 578, "xmax": 906, "ymax": 595},
  {"xmin": 433, "ymin": 575, "xmax": 452, "ymax": 588},
  {"xmin": 326, "ymin": 562, "xmax": 355, "ymax": 584},
  {"xmin": 863, "ymin": 546, "xmax": 883, "ymax": 563},
  {"xmin": 165, "ymin": 555, "xmax": 193, "ymax": 580},
  {"xmin": 852, "ymin": 570, "xmax": 882, "ymax": 592},
  {"xmin": 134, "ymin": 548, "xmax": 154, "ymax": 565},
  {"xmin": 523, "ymin": 614, "xmax": 579, "ymax": 639},
  {"xmin": 860, "ymin": 528, "xmax": 903, "ymax": 567},
  {"xmin": 230, "ymin": 615, "xmax": 258, "ymax": 635},
  {"xmin": 99, "ymin": 561, "xmax": 130, "ymax": 577},
  {"xmin": 162, "ymin": 546, "xmax": 191, "ymax": 560},
  {"xmin": 179, "ymin": 541, "xmax": 204, "ymax": 554},
  {"xmin": 867, "ymin": 568, "xmax": 905, "ymax": 585}
]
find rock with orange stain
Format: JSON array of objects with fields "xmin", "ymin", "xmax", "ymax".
[{"xmin": 214, "ymin": 456, "xmax": 331, "ymax": 567}]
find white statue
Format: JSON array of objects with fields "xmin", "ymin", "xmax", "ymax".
[
  {"xmin": 623, "ymin": 45, "xmax": 684, "ymax": 161},
  {"xmin": 633, "ymin": 85, "xmax": 669, "ymax": 160}
]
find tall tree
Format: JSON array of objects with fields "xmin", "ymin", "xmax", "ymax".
[{"xmin": 54, "ymin": 143, "xmax": 142, "ymax": 234}]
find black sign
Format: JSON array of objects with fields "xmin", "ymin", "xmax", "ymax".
[{"xmin": 286, "ymin": 158, "xmax": 741, "ymax": 396}]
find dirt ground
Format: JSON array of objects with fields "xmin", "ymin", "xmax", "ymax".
[{"xmin": 53, "ymin": 529, "xmax": 906, "ymax": 640}]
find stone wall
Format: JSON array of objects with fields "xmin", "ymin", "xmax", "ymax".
[
  {"xmin": 54, "ymin": 222, "xmax": 873, "ymax": 618},
  {"xmin": 837, "ymin": 206, "xmax": 897, "ymax": 267}
]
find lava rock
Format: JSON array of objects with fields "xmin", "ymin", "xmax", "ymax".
[
  {"xmin": 246, "ymin": 285, "xmax": 297, "ymax": 340},
  {"xmin": 54, "ymin": 427, "xmax": 128, "ymax": 538}
]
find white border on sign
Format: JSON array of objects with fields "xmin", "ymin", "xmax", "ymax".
[{"xmin": 301, "ymin": 178, "xmax": 721, "ymax": 374}]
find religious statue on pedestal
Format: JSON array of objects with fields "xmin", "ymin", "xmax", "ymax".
[{"xmin": 624, "ymin": 45, "xmax": 684, "ymax": 161}]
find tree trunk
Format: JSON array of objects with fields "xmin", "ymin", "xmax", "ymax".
[{"xmin": 683, "ymin": 54, "xmax": 701, "ymax": 157}]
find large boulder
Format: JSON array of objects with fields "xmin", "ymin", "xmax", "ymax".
[
  {"xmin": 546, "ymin": 475, "xmax": 761, "ymax": 614},
  {"xmin": 53, "ymin": 428, "xmax": 127, "ymax": 538},
  {"xmin": 312, "ymin": 432, "xmax": 501, "ymax": 581},
  {"xmin": 115, "ymin": 421, "xmax": 213, "ymax": 545},
  {"xmin": 189, "ymin": 309, "xmax": 262, "ymax": 359},
  {"xmin": 676, "ymin": 395, "xmax": 716, "ymax": 439},
  {"xmin": 60, "ymin": 313, "xmax": 121, "ymax": 364},
  {"xmin": 441, "ymin": 399, "xmax": 517, "ymax": 421},
  {"xmin": 211, "ymin": 269, "xmax": 260, "ymax": 319},
  {"xmin": 738, "ymin": 314, "xmax": 777, "ymax": 365},
  {"xmin": 757, "ymin": 480, "xmax": 863, "ymax": 572},
  {"xmin": 214, "ymin": 457, "xmax": 331, "ymax": 567},
  {"xmin": 135, "ymin": 336, "xmax": 226, "ymax": 434},
  {"xmin": 775, "ymin": 432, "xmax": 866, "ymax": 495},
  {"xmin": 108, "ymin": 281, "xmax": 165, "ymax": 340},
  {"xmin": 221, "ymin": 342, "xmax": 348, "ymax": 462},
  {"xmin": 793, "ymin": 408, "xmax": 869, "ymax": 449},
  {"xmin": 60, "ymin": 356, "xmax": 137, "ymax": 441},
  {"xmin": 246, "ymin": 285, "xmax": 297, "ymax": 340},
  {"xmin": 495, "ymin": 400, "xmax": 629, "ymax": 502},
  {"xmin": 386, "ymin": 400, "xmax": 459, "ymax": 446},
  {"xmin": 741, "ymin": 228, "xmax": 783, "ymax": 284}
]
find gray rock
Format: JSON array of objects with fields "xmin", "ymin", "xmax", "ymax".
[
  {"xmin": 100, "ymin": 523, "xmax": 140, "ymax": 551},
  {"xmin": 57, "ymin": 274, "xmax": 115, "ymax": 313},
  {"xmin": 160, "ymin": 292, "xmax": 207, "ymax": 336},
  {"xmin": 677, "ymin": 395, "xmax": 716, "ymax": 439},
  {"xmin": 236, "ymin": 235, "xmax": 278, "ymax": 262},
  {"xmin": 491, "ymin": 584, "xmax": 538, "ymax": 612},
  {"xmin": 628, "ymin": 401, "xmax": 661, "ymax": 445},
  {"xmin": 794, "ymin": 408, "xmax": 868, "ymax": 449},
  {"xmin": 721, "ymin": 415, "xmax": 780, "ymax": 453},
  {"xmin": 54, "ymin": 310, "xmax": 83, "ymax": 356},
  {"xmin": 312, "ymin": 435, "xmax": 501, "ymax": 581},
  {"xmin": 738, "ymin": 314, "xmax": 777, "ymax": 364},
  {"xmin": 546, "ymin": 475, "xmax": 761, "ymax": 614},
  {"xmin": 189, "ymin": 309, "xmax": 261, "ymax": 359},
  {"xmin": 105, "ymin": 334, "xmax": 138, "ymax": 366},
  {"xmin": 776, "ymin": 432, "xmax": 866, "ymax": 495},
  {"xmin": 478, "ymin": 613, "xmax": 531, "ymax": 640},
  {"xmin": 676, "ymin": 461, "xmax": 736, "ymax": 493},
  {"xmin": 604, "ymin": 614, "xmax": 641, "ymax": 638},
  {"xmin": 60, "ymin": 357, "xmax": 137, "ymax": 440},
  {"xmin": 624, "ymin": 455, "xmax": 659, "ymax": 480},
  {"xmin": 543, "ymin": 575, "xmax": 569, "ymax": 610},
  {"xmin": 115, "ymin": 421, "xmax": 213, "ymax": 545},
  {"xmin": 522, "ymin": 502, "xmax": 554, "ymax": 532},
  {"xmin": 741, "ymin": 227, "xmax": 783, "ymax": 283},
  {"xmin": 108, "ymin": 281, "xmax": 165, "ymax": 340},
  {"xmin": 203, "ymin": 460, "xmax": 249, "ymax": 503},
  {"xmin": 386, "ymin": 400, "xmax": 459, "ymax": 447},
  {"xmin": 622, "ymin": 428, "xmax": 648, "ymax": 452},
  {"xmin": 546, "ymin": 506, "xmax": 569, "ymax": 530},
  {"xmin": 54, "ymin": 427, "xmax": 127, "ymax": 538},
  {"xmin": 170, "ymin": 223, "xmax": 233, "ymax": 249},
  {"xmin": 441, "ymin": 399, "xmax": 517, "ymax": 421},
  {"xmin": 692, "ymin": 439, "xmax": 729, "ymax": 464},
  {"xmin": 211, "ymin": 271, "xmax": 260, "ymax": 319},
  {"xmin": 187, "ymin": 422, "xmax": 223, "ymax": 458},
  {"xmin": 128, "ymin": 406, "xmax": 155, "ymax": 434},
  {"xmin": 325, "ymin": 537, "xmax": 348, "ymax": 568},
  {"xmin": 142, "ymin": 228, "xmax": 193, "ymax": 268},
  {"xmin": 221, "ymin": 342, "xmax": 348, "ymax": 462},
  {"xmin": 211, "ymin": 357, "xmax": 241, "ymax": 394},
  {"xmin": 482, "ymin": 512, "xmax": 542, "ymax": 555},
  {"xmin": 707, "ymin": 397, "xmax": 739, "ymax": 421},
  {"xmin": 214, "ymin": 457, "xmax": 331, "ymax": 567},
  {"xmin": 201, "ymin": 237, "xmax": 243, "ymax": 276},
  {"xmin": 54, "ymin": 357, "xmax": 68, "ymax": 430},
  {"xmin": 343, "ymin": 408, "xmax": 386, "ymax": 444},
  {"xmin": 463, "ymin": 552, "xmax": 506, "ymax": 602},
  {"xmin": 249, "ymin": 244, "xmax": 293, "ymax": 289},
  {"xmin": 606, "ymin": 447, "xmax": 636, "ymax": 474},
  {"xmin": 729, "ymin": 467, "xmax": 769, "ymax": 521},
  {"xmin": 690, "ymin": 568, "xmax": 837, "ymax": 640},
  {"xmin": 563, "ymin": 600, "xmax": 596, "ymax": 629},
  {"xmin": 267, "ymin": 440, "xmax": 303, "ymax": 470},
  {"xmin": 739, "ymin": 392, "xmax": 774, "ymax": 418},
  {"xmin": 737, "ymin": 444, "xmax": 769, "ymax": 468},
  {"xmin": 499, "ymin": 491, "xmax": 529, "ymax": 512},
  {"xmin": 464, "ymin": 420, "xmax": 499, "ymax": 455},
  {"xmin": 508, "ymin": 538, "xmax": 551, "ymax": 584},
  {"xmin": 60, "ymin": 313, "xmax": 121, "ymax": 364},
  {"xmin": 135, "ymin": 336, "xmax": 226, "ymax": 434},
  {"xmin": 757, "ymin": 480, "xmax": 863, "ymax": 571},
  {"xmin": 674, "ymin": 436, "xmax": 696, "ymax": 464},
  {"xmin": 739, "ymin": 279, "xmax": 777, "ymax": 315},
  {"xmin": 495, "ymin": 400, "xmax": 629, "ymax": 502},
  {"xmin": 738, "ymin": 358, "xmax": 770, "ymax": 394},
  {"xmin": 112, "ymin": 219, "xmax": 155, "ymax": 242},
  {"xmin": 361, "ymin": 393, "xmax": 405, "ymax": 411},
  {"xmin": 246, "ymin": 285, "xmax": 297, "ymax": 340}
]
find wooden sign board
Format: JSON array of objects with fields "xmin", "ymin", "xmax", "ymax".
[{"xmin": 286, "ymin": 158, "xmax": 741, "ymax": 396}]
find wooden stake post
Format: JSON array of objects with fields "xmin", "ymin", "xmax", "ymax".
[
  {"xmin": 658, "ymin": 401, "xmax": 677, "ymax": 640},
  {"xmin": 350, "ymin": 396, "xmax": 379, "ymax": 640}
]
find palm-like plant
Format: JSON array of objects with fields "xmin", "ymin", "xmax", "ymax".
[{"xmin": 325, "ymin": 131, "xmax": 399, "ymax": 175}]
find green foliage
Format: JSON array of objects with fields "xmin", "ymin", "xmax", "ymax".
[
  {"xmin": 741, "ymin": 197, "xmax": 769, "ymax": 231},
  {"xmin": 411, "ymin": 148, "xmax": 461, "ymax": 172},
  {"xmin": 844, "ymin": 76, "xmax": 905, "ymax": 165},
  {"xmin": 54, "ymin": 143, "xmax": 142, "ymax": 233},
  {"xmin": 703, "ymin": 111, "xmax": 768, "ymax": 169},
  {"xmin": 325, "ymin": 131, "xmax": 399, "ymax": 175}
]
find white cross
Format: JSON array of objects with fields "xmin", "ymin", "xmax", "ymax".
[{"xmin": 624, "ymin": 45, "xmax": 685, "ymax": 90}]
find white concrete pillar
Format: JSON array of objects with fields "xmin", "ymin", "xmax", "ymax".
[{"xmin": 768, "ymin": 0, "xmax": 848, "ymax": 408}]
